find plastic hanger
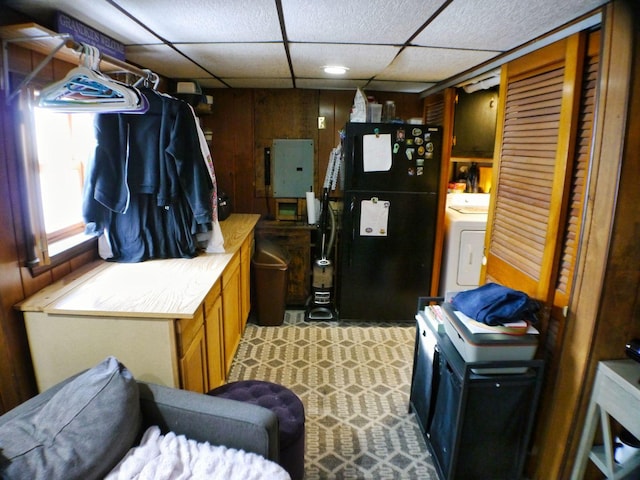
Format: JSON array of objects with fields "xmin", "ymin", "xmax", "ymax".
[
  {"xmin": 133, "ymin": 69, "xmax": 160, "ymax": 90},
  {"xmin": 38, "ymin": 45, "xmax": 149, "ymax": 113}
]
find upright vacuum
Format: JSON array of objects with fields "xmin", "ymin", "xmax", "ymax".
[
  {"xmin": 305, "ymin": 187, "xmax": 338, "ymax": 321},
  {"xmin": 305, "ymin": 143, "xmax": 341, "ymax": 321}
]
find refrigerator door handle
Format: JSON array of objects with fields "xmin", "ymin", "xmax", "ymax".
[{"xmin": 348, "ymin": 195, "xmax": 356, "ymax": 267}]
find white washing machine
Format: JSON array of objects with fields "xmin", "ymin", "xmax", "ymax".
[{"xmin": 439, "ymin": 193, "xmax": 490, "ymax": 297}]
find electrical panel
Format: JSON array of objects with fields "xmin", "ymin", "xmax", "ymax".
[{"xmin": 272, "ymin": 139, "xmax": 314, "ymax": 198}]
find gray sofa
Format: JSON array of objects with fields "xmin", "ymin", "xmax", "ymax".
[{"xmin": 0, "ymin": 357, "xmax": 280, "ymax": 479}]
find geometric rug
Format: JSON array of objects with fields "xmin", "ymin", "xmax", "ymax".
[{"xmin": 228, "ymin": 310, "xmax": 438, "ymax": 479}]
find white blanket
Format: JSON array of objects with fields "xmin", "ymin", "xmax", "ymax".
[{"xmin": 105, "ymin": 426, "xmax": 291, "ymax": 480}]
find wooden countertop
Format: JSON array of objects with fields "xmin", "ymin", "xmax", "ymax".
[{"xmin": 17, "ymin": 214, "xmax": 260, "ymax": 319}]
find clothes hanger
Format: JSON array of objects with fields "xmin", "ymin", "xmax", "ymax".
[
  {"xmin": 133, "ymin": 69, "xmax": 160, "ymax": 90},
  {"xmin": 38, "ymin": 44, "xmax": 149, "ymax": 114}
]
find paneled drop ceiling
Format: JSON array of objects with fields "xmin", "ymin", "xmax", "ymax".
[{"xmin": 3, "ymin": 0, "xmax": 608, "ymax": 93}]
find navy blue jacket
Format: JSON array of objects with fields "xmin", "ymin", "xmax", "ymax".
[{"xmin": 83, "ymin": 89, "xmax": 213, "ymax": 262}]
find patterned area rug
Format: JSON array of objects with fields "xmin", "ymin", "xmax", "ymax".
[{"xmin": 228, "ymin": 310, "xmax": 438, "ymax": 480}]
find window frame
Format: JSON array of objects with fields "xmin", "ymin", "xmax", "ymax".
[{"xmin": 16, "ymin": 87, "xmax": 97, "ymax": 276}]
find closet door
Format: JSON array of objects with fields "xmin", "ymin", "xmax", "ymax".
[
  {"xmin": 481, "ymin": 30, "xmax": 599, "ymax": 479},
  {"xmin": 481, "ymin": 33, "xmax": 587, "ymax": 308},
  {"xmin": 548, "ymin": 31, "xmax": 600, "ymax": 364}
]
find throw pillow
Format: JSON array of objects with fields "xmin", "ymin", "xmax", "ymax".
[{"xmin": 0, "ymin": 356, "xmax": 141, "ymax": 480}]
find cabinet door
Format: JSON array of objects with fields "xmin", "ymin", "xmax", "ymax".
[
  {"xmin": 205, "ymin": 283, "xmax": 225, "ymax": 390},
  {"xmin": 177, "ymin": 309, "xmax": 207, "ymax": 393},
  {"xmin": 451, "ymin": 87, "xmax": 498, "ymax": 159},
  {"xmin": 222, "ymin": 255, "xmax": 242, "ymax": 374},
  {"xmin": 179, "ymin": 324, "xmax": 207, "ymax": 394}
]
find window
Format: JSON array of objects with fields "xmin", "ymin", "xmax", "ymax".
[{"xmin": 18, "ymin": 89, "xmax": 97, "ymax": 268}]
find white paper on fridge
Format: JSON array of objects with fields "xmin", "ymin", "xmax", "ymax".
[
  {"xmin": 362, "ymin": 133, "xmax": 392, "ymax": 172},
  {"xmin": 360, "ymin": 199, "xmax": 389, "ymax": 236}
]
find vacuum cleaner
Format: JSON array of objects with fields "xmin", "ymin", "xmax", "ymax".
[{"xmin": 305, "ymin": 187, "xmax": 338, "ymax": 321}]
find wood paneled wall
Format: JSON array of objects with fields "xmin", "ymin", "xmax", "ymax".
[{"xmin": 201, "ymin": 89, "xmax": 424, "ymax": 218}]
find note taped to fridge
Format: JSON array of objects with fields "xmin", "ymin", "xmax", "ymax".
[
  {"xmin": 362, "ymin": 133, "xmax": 392, "ymax": 172},
  {"xmin": 360, "ymin": 199, "xmax": 389, "ymax": 236}
]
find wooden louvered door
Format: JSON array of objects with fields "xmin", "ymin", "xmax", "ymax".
[
  {"xmin": 482, "ymin": 33, "xmax": 587, "ymax": 318},
  {"xmin": 548, "ymin": 31, "xmax": 599, "ymax": 365}
]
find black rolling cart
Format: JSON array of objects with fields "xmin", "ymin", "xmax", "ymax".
[{"xmin": 409, "ymin": 298, "xmax": 544, "ymax": 480}]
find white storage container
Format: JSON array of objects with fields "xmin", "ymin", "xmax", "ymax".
[{"xmin": 442, "ymin": 302, "xmax": 538, "ymax": 373}]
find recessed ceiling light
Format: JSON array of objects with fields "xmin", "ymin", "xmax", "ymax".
[{"xmin": 324, "ymin": 65, "xmax": 349, "ymax": 75}]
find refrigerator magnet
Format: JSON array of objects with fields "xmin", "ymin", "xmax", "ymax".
[{"xmin": 406, "ymin": 148, "xmax": 414, "ymax": 160}]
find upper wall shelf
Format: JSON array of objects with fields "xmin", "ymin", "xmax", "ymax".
[{"xmin": 1, "ymin": 23, "xmax": 151, "ymax": 102}]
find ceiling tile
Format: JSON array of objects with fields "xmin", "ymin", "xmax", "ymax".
[
  {"xmin": 125, "ymin": 44, "xmax": 211, "ymax": 78},
  {"xmin": 376, "ymin": 46, "xmax": 499, "ymax": 83},
  {"xmin": 113, "ymin": 0, "xmax": 283, "ymax": 43},
  {"xmin": 5, "ymin": 0, "xmax": 608, "ymax": 92},
  {"xmin": 281, "ymin": 0, "xmax": 448, "ymax": 44},
  {"xmin": 290, "ymin": 43, "xmax": 400, "ymax": 79},
  {"xmin": 366, "ymin": 80, "xmax": 436, "ymax": 93},
  {"xmin": 221, "ymin": 78, "xmax": 295, "ymax": 89},
  {"xmin": 296, "ymin": 78, "xmax": 369, "ymax": 91},
  {"xmin": 412, "ymin": 0, "xmax": 607, "ymax": 51},
  {"xmin": 192, "ymin": 77, "xmax": 228, "ymax": 89},
  {"xmin": 178, "ymin": 43, "xmax": 290, "ymax": 78}
]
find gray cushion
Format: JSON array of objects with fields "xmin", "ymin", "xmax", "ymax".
[{"xmin": 0, "ymin": 356, "xmax": 141, "ymax": 480}]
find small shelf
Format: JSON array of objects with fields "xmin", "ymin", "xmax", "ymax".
[
  {"xmin": 1, "ymin": 23, "xmax": 129, "ymax": 74},
  {"xmin": 1, "ymin": 23, "xmax": 152, "ymax": 102},
  {"xmin": 589, "ymin": 445, "xmax": 640, "ymax": 479}
]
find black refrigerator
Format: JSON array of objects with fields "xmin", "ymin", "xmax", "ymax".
[{"xmin": 337, "ymin": 122, "xmax": 441, "ymax": 321}]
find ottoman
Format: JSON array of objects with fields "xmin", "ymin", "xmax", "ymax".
[{"xmin": 207, "ymin": 380, "xmax": 305, "ymax": 480}]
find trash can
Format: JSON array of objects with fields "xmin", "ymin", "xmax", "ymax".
[{"xmin": 252, "ymin": 239, "xmax": 290, "ymax": 326}]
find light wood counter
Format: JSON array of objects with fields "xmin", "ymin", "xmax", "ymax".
[
  {"xmin": 17, "ymin": 214, "xmax": 260, "ymax": 391},
  {"xmin": 17, "ymin": 214, "xmax": 259, "ymax": 319}
]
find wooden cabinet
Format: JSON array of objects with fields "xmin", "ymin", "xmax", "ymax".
[
  {"xmin": 17, "ymin": 214, "xmax": 260, "ymax": 393},
  {"xmin": 204, "ymin": 281, "xmax": 225, "ymax": 390},
  {"xmin": 451, "ymin": 87, "xmax": 498, "ymax": 160},
  {"xmin": 222, "ymin": 253, "xmax": 242, "ymax": 374},
  {"xmin": 255, "ymin": 222, "xmax": 312, "ymax": 306}
]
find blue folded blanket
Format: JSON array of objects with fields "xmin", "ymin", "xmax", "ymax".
[{"xmin": 451, "ymin": 283, "xmax": 540, "ymax": 326}]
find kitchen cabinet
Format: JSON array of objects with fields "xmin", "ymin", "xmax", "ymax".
[
  {"xmin": 16, "ymin": 214, "xmax": 259, "ymax": 393},
  {"xmin": 451, "ymin": 87, "xmax": 498, "ymax": 160},
  {"xmin": 410, "ymin": 310, "xmax": 544, "ymax": 480},
  {"xmin": 204, "ymin": 281, "xmax": 225, "ymax": 390},
  {"xmin": 178, "ymin": 309, "xmax": 208, "ymax": 393},
  {"xmin": 222, "ymin": 253, "xmax": 242, "ymax": 373},
  {"xmin": 255, "ymin": 222, "xmax": 313, "ymax": 306}
]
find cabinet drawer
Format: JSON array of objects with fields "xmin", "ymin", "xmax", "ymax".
[{"xmin": 176, "ymin": 307, "xmax": 204, "ymax": 357}]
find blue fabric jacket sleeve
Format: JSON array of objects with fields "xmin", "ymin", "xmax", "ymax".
[{"xmin": 165, "ymin": 101, "xmax": 213, "ymax": 226}]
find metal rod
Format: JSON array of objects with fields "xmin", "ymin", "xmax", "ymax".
[{"xmin": 64, "ymin": 39, "xmax": 147, "ymax": 78}]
